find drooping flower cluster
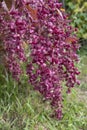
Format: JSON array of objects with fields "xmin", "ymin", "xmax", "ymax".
[{"xmin": 0, "ymin": 0, "xmax": 80, "ymax": 119}]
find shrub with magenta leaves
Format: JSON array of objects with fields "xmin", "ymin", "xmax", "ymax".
[{"xmin": 0, "ymin": 0, "xmax": 80, "ymax": 119}]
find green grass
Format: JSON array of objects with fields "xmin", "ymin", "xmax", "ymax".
[
  {"xmin": 78, "ymin": 56, "xmax": 87, "ymax": 90},
  {"xmin": 78, "ymin": 43, "xmax": 87, "ymax": 90},
  {"xmin": 0, "ymin": 47, "xmax": 87, "ymax": 130}
]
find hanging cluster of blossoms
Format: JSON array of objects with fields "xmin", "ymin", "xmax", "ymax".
[{"xmin": 0, "ymin": 0, "xmax": 80, "ymax": 119}]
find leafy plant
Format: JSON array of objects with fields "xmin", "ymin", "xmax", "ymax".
[
  {"xmin": 66, "ymin": 0, "xmax": 87, "ymax": 39},
  {"xmin": 0, "ymin": 0, "xmax": 80, "ymax": 119}
]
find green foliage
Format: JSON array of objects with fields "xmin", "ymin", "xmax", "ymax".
[{"xmin": 66, "ymin": 0, "xmax": 87, "ymax": 39}]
